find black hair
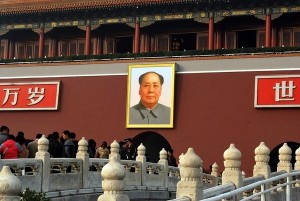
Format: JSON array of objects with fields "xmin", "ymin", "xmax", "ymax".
[
  {"xmin": 139, "ymin": 71, "xmax": 164, "ymax": 85},
  {"xmin": 36, "ymin": 133, "xmax": 43, "ymax": 139},
  {"xmin": 7, "ymin": 134, "xmax": 16, "ymax": 140},
  {"xmin": 63, "ymin": 130, "xmax": 71, "ymax": 136},
  {"xmin": 52, "ymin": 132, "xmax": 60, "ymax": 140},
  {"xmin": 70, "ymin": 132, "xmax": 76, "ymax": 139},
  {"xmin": 16, "ymin": 134, "xmax": 26, "ymax": 144},
  {"xmin": 0, "ymin": 126, "xmax": 9, "ymax": 133}
]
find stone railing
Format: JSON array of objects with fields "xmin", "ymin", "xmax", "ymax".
[
  {"xmin": 0, "ymin": 136, "xmax": 217, "ymax": 200},
  {"xmin": 1, "ymin": 136, "xmax": 299, "ymax": 201}
]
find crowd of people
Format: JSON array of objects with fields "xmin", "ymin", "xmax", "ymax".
[{"xmin": 0, "ymin": 125, "xmax": 177, "ymax": 166}]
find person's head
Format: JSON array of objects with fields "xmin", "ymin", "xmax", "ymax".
[
  {"xmin": 125, "ymin": 138, "xmax": 133, "ymax": 146},
  {"xmin": 88, "ymin": 139, "xmax": 96, "ymax": 147},
  {"xmin": 70, "ymin": 132, "xmax": 76, "ymax": 140},
  {"xmin": 17, "ymin": 131, "xmax": 24, "ymax": 138},
  {"xmin": 36, "ymin": 133, "xmax": 43, "ymax": 139},
  {"xmin": 7, "ymin": 134, "xmax": 16, "ymax": 141},
  {"xmin": 16, "ymin": 134, "xmax": 26, "ymax": 145},
  {"xmin": 101, "ymin": 141, "xmax": 107, "ymax": 148},
  {"xmin": 138, "ymin": 71, "xmax": 164, "ymax": 109},
  {"xmin": 62, "ymin": 130, "xmax": 71, "ymax": 140},
  {"xmin": 47, "ymin": 133, "xmax": 53, "ymax": 140},
  {"xmin": 0, "ymin": 126, "xmax": 9, "ymax": 134},
  {"xmin": 119, "ymin": 141, "xmax": 126, "ymax": 148},
  {"xmin": 52, "ymin": 132, "xmax": 60, "ymax": 141}
]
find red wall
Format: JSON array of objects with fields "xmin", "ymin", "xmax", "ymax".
[{"xmin": 1, "ymin": 70, "xmax": 299, "ymax": 175}]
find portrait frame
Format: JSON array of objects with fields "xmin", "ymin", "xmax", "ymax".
[{"xmin": 126, "ymin": 63, "xmax": 176, "ymax": 128}]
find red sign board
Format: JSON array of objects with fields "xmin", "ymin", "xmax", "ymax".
[
  {"xmin": 255, "ymin": 75, "xmax": 300, "ymax": 107},
  {"xmin": 0, "ymin": 82, "xmax": 60, "ymax": 110}
]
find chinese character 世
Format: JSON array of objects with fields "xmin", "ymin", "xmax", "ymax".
[{"xmin": 273, "ymin": 81, "xmax": 296, "ymax": 102}]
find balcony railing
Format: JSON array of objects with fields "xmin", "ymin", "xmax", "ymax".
[{"xmin": 1, "ymin": 47, "xmax": 300, "ymax": 65}]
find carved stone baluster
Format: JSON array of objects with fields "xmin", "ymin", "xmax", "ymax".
[
  {"xmin": 35, "ymin": 135, "xmax": 50, "ymax": 192},
  {"xmin": 295, "ymin": 146, "xmax": 300, "ymax": 187},
  {"xmin": 277, "ymin": 143, "xmax": 292, "ymax": 191},
  {"xmin": 222, "ymin": 144, "xmax": 242, "ymax": 201},
  {"xmin": 109, "ymin": 140, "xmax": 120, "ymax": 160},
  {"xmin": 0, "ymin": 166, "xmax": 22, "ymax": 200},
  {"xmin": 176, "ymin": 148, "xmax": 203, "ymax": 201},
  {"xmin": 253, "ymin": 142, "xmax": 271, "ymax": 200},
  {"xmin": 97, "ymin": 156, "xmax": 129, "ymax": 201}
]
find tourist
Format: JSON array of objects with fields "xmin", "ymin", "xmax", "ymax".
[
  {"xmin": 87, "ymin": 139, "xmax": 97, "ymax": 158},
  {"xmin": 0, "ymin": 125, "xmax": 9, "ymax": 145},
  {"xmin": 0, "ymin": 134, "xmax": 23, "ymax": 159},
  {"xmin": 62, "ymin": 130, "xmax": 76, "ymax": 158},
  {"xmin": 48, "ymin": 132, "xmax": 63, "ymax": 158},
  {"xmin": 125, "ymin": 138, "xmax": 136, "ymax": 160},
  {"xmin": 27, "ymin": 133, "xmax": 43, "ymax": 158},
  {"xmin": 16, "ymin": 131, "xmax": 29, "ymax": 158},
  {"xmin": 95, "ymin": 141, "xmax": 109, "ymax": 159},
  {"xmin": 167, "ymin": 149, "xmax": 177, "ymax": 167}
]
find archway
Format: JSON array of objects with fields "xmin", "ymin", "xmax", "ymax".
[
  {"xmin": 269, "ymin": 141, "xmax": 300, "ymax": 172},
  {"xmin": 132, "ymin": 131, "xmax": 172, "ymax": 163}
]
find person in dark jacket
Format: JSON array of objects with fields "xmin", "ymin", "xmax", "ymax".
[
  {"xmin": 62, "ymin": 130, "xmax": 76, "ymax": 158},
  {"xmin": 167, "ymin": 149, "xmax": 177, "ymax": 167},
  {"xmin": 49, "ymin": 132, "xmax": 63, "ymax": 158}
]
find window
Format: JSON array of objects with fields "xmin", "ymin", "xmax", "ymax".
[
  {"xmin": 197, "ymin": 33, "xmax": 208, "ymax": 50},
  {"xmin": 58, "ymin": 39, "xmax": 86, "ymax": 56},
  {"xmin": 156, "ymin": 35, "xmax": 170, "ymax": 51},
  {"xmin": 15, "ymin": 42, "xmax": 39, "ymax": 59}
]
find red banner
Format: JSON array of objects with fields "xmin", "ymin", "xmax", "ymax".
[
  {"xmin": 0, "ymin": 82, "xmax": 60, "ymax": 110},
  {"xmin": 255, "ymin": 75, "xmax": 300, "ymax": 107}
]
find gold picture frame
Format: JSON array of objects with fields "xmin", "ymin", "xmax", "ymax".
[{"xmin": 126, "ymin": 63, "xmax": 176, "ymax": 128}]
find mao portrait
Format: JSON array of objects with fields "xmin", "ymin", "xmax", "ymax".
[{"xmin": 126, "ymin": 63, "xmax": 175, "ymax": 128}]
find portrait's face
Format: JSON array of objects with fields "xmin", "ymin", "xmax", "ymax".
[{"xmin": 139, "ymin": 72, "xmax": 162, "ymax": 109}]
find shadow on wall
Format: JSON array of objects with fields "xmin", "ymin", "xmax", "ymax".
[
  {"xmin": 132, "ymin": 131, "xmax": 172, "ymax": 163},
  {"xmin": 269, "ymin": 141, "xmax": 300, "ymax": 172}
]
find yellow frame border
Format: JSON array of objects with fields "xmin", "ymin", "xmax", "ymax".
[{"xmin": 126, "ymin": 63, "xmax": 176, "ymax": 128}]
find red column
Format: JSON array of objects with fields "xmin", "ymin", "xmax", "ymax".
[
  {"xmin": 208, "ymin": 15, "xmax": 214, "ymax": 50},
  {"xmin": 85, "ymin": 24, "xmax": 91, "ymax": 55},
  {"xmin": 145, "ymin": 34, "xmax": 150, "ymax": 52},
  {"xmin": 4, "ymin": 40, "xmax": 9, "ymax": 59},
  {"xmin": 272, "ymin": 26, "xmax": 277, "ymax": 47},
  {"xmin": 97, "ymin": 37, "xmax": 103, "ymax": 55},
  {"xmin": 134, "ymin": 21, "xmax": 140, "ymax": 53},
  {"xmin": 38, "ymin": 27, "xmax": 44, "ymax": 58},
  {"xmin": 265, "ymin": 14, "xmax": 271, "ymax": 48},
  {"xmin": 8, "ymin": 41, "xmax": 13, "ymax": 59}
]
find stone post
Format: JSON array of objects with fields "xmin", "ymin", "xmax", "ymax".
[
  {"xmin": 222, "ymin": 144, "xmax": 242, "ymax": 201},
  {"xmin": 76, "ymin": 137, "xmax": 89, "ymax": 188},
  {"xmin": 295, "ymin": 146, "xmax": 300, "ymax": 187},
  {"xmin": 253, "ymin": 142, "xmax": 271, "ymax": 177},
  {"xmin": 176, "ymin": 148, "xmax": 203, "ymax": 201},
  {"xmin": 0, "ymin": 166, "xmax": 22, "ymax": 201},
  {"xmin": 277, "ymin": 143, "xmax": 292, "ymax": 172},
  {"xmin": 35, "ymin": 135, "xmax": 50, "ymax": 192},
  {"xmin": 253, "ymin": 144, "xmax": 271, "ymax": 200},
  {"xmin": 211, "ymin": 162, "xmax": 219, "ymax": 186},
  {"xmin": 135, "ymin": 143, "xmax": 146, "ymax": 186},
  {"xmin": 158, "ymin": 148, "xmax": 169, "ymax": 188},
  {"xmin": 97, "ymin": 156, "xmax": 130, "ymax": 201},
  {"xmin": 109, "ymin": 140, "xmax": 120, "ymax": 161}
]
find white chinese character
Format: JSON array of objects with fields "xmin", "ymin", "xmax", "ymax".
[
  {"xmin": 2, "ymin": 88, "xmax": 20, "ymax": 106},
  {"xmin": 273, "ymin": 81, "xmax": 296, "ymax": 102},
  {"xmin": 28, "ymin": 87, "xmax": 45, "ymax": 105}
]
